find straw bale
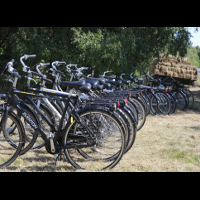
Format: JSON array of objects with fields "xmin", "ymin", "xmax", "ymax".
[
  {"xmin": 171, "ymin": 60, "xmax": 178, "ymax": 65},
  {"xmin": 167, "ymin": 71, "xmax": 173, "ymax": 76},
  {"xmin": 180, "ymin": 68, "xmax": 186, "ymax": 74},
  {"xmin": 162, "ymin": 62, "xmax": 171, "ymax": 67},
  {"xmin": 154, "ymin": 65, "xmax": 159, "ymax": 69},
  {"xmin": 182, "ymin": 57, "xmax": 189, "ymax": 62},
  {"xmin": 194, "ymin": 70, "xmax": 197, "ymax": 75},
  {"xmin": 186, "ymin": 66, "xmax": 193, "ymax": 71},
  {"xmin": 193, "ymin": 66, "xmax": 197, "ymax": 71},
  {"xmin": 177, "ymin": 57, "xmax": 182, "ymax": 63},
  {"xmin": 187, "ymin": 70, "xmax": 193, "ymax": 75},
  {"xmin": 171, "ymin": 63, "xmax": 176, "ymax": 68},
  {"xmin": 191, "ymin": 74, "xmax": 195, "ymax": 80},
  {"xmin": 154, "ymin": 69, "xmax": 159, "ymax": 74},
  {"xmin": 159, "ymin": 66, "xmax": 167, "ymax": 72},
  {"xmin": 179, "ymin": 74, "xmax": 184, "ymax": 78},
  {"xmin": 186, "ymin": 74, "xmax": 191, "ymax": 79},
  {"xmin": 179, "ymin": 65, "xmax": 185, "ymax": 69},
  {"xmin": 185, "ymin": 62, "xmax": 192, "ymax": 66},
  {"xmin": 183, "ymin": 73, "xmax": 187, "ymax": 79},
  {"xmin": 173, "ymin": 72, "xmax": 178, "ymax": 77},
  {"xmin": 168, "ymin": 55, "xmax": 172, "ymax": 59},
  {"xmin": 175, "ymin": 68, "xmax": 181, "ymax": 74},
  {"xmin": 168, "ymin": 59, "xmax": 172, "ymax": 63}
]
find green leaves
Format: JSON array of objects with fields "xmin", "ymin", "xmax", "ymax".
[{"xmin": 0, "ymin": 27, "xmax": 195, "ymax": 83}]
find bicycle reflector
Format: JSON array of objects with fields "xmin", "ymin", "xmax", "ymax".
[
  {"xmin": 118, "ymin": 102, "xmax": 120, "ymax": 107},
  {"xmin": 165, "ymin": 90, "xmax": 168, "ymax": 93},
  {"xmin": 125, "ymin": 98, "xmax": 128, "ymax": 104},
  {"xmin": 140, "ymin": 91, "xmax": 143, "ymax": 95},
  {"xmin": 129, "ymin": 93, "xmax": 131, "ymax": 98},
  {"xmin": 169, "ymin": 90, "xmax": 172, "ymax": 93},
  {"xmin": 145, "ymin": 89, "xmax": 147, "ymax": 92},
  {"xmin": 151, "ymin": 89, "xmax": 154, "ymax": 92}
]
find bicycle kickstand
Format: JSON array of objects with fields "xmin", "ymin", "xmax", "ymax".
[{"xmin": 53, "ymin": 150, "xmax": 65, "ymax": 172}]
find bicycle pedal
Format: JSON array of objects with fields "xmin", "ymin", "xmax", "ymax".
[{"xmin": 58, "ymin": 153, "xmax": 65, "ymax": 161}]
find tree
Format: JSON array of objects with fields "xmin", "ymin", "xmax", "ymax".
[
  {"xmin": 0, "ymin": 27, "xmax": 194, "ymax": 89},
  {"xmin": 187, "ymin": 45, "xmax": 200, "ymax": 68}
]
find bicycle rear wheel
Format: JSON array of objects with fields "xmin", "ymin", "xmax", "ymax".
[
  {"xmin": 183, "ymin": 89, "xmax": 194, "ymax": 107},
  {"xmin": 63, "ymin": 109, "xmax": 126, "ymax": 171},
  {"xmin": 129, "ymin": 97, "xmax": 146, "ymax": 131},
  {"xmin": 172, "ymin": 91, "xmax": 187, "ymax": 110},
  {"xmin": 154, "ymin": 91, "xmax": 171, "ymax": 115}
]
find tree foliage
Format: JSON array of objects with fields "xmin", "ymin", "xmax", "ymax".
[
  {"xmin": 186, "ymin": 45, "xmax": 200, "ymax": 68},
  {"xmin": 0, "ymin": 27, "xmax": 194, "ymax": 81}
]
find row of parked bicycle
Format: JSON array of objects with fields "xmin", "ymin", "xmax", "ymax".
[{"xmin": 0, "ymin": 54, "xmax": 195, "ymax": 171}]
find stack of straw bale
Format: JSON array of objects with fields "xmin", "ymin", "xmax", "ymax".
[{"xmin": 149, "ymin": 55, "xmax": 197, "ymax": 80}]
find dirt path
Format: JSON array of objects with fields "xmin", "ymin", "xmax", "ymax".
[{"xmin": 1, "ymin": 87, "xmax": 200, "ymax": 172}]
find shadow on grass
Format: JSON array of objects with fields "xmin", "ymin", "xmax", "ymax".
[
  {"xmin": 190, "ymin": 126, "xmax": 200, "ymax": 130},
  {"xmin": 4, "ymin": 149, "xmax": 76, "ymax": 172}
]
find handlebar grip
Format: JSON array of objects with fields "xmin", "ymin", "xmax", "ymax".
[
  {"xmin": 70, "ymin": 70, "xmax": 79, "ymax": 73},
  {"xmin": 40, "ymin": 62, "xmax": 50, "ymax": 67},
  {"xmin": 24, "ymin": 54, "xmax": 36, "ymax": 60},
  {"xmin": 31, "ymin": 71, "xmax": 44, "ymax": 78},
  {"xmin": 27, "ymin": 54, "xmax": 36, "ymax": 58},
  {"xmin": 42, "ymin": 77, "xmax": 53, "ymax": 84},
  {"xmin": 54, "ymin": 69, "xmax": 66, "ymax": 77},
  {"xmin": 67, "ymin": 64, "xmax": 77, "ymax": 68},
  {"xmin": 57, "ymin": 61, "xmax": 66, "ymax": 66},
  {"xmin": 13, "ymin": 72, "xmax": 21, "ymax": 79},
  {"xmin": 81, "ymin": 67, "xmax": 89, "ymax": 70}
]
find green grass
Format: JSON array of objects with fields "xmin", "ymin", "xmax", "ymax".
[{"xmin": 159, "ymin": 148, "xmax": 200, "ymax": 164}]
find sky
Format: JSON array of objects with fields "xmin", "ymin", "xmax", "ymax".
[{"xmin": 188, "ymin": 27, "xmax": 200, "ymax": 47}]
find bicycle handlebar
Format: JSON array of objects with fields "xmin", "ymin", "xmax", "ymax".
[{"xmin": 24, "ymin": 54, "xmax": 36, "ymax": 60}]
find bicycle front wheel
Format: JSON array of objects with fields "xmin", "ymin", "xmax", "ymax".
[
  {"xmin": 63, "ymin": 109, "xmax": 126, "ymax": 171},
  {"xmin": 0, "ymin": 110, "xmax": 25, "ymax": 168}
]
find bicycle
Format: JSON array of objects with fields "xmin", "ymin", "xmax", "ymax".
[{"xmin": 0, "ymin": 56, "xmax": 127, "ymax": 171}]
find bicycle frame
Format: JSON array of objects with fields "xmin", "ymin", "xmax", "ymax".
[{"xmin": 1, "ymin": 86, "xmax": 96, "ymax": 153}]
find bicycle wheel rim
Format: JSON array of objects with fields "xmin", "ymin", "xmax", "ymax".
[
  {"xmin": 63, "ymin": 109, "xmax": 126, "ymax": 171},
  {"xmin": 0, "ymin": 111, "xmax": 24, "ymax": 168}
]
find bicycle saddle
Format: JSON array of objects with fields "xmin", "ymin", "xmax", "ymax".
[
  {"xmin": 85, "ymin": 79, "xmax": 99, "ymax": 90},
  {"xmin": 128, "ymin": 77, "xmax": 135, "ymax": 81},
  {"xmin": 103, "ymin": 83, "xmax": 111, "ymax": 89},
  {"xmin": 102, "ymin": 75, "xmax": 116, "ymax": 80},
  {"xmin": 122, "ymin": 80, "xmax": 130, "ymax": 85},
  {"xmin": 60, "ymin": 80, "xmax": 86, "ymax": 90},
  {"xmin": 105, "ymin": 80, "xmax": 122, "ymax": 87},
  {"xmin": 79, "ymin": 83, "xmax": 92, "ymax": 93},
  {"xmin": 97, "ymin": 84, "xmax": 103, "ymax": 90},
  {"xmin": 85, "ymin": 77, "xmax": 106, "ymax": 85},
  {"xmin": 0, "ymin": 94, "xmax": 6, "ymax": 100}
]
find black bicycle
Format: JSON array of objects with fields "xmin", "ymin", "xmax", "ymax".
[{"xmin": 0, "ymin": 56, "xmax": 127, "ymax": 171}]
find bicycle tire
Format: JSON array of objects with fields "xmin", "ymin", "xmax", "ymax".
[
  {"xmin": 0, "ymin": 110, "xmax": 25, "ymax": 168},
  {"xmin": 154, "ymin": 91, "xmax": 171, "ymax": 115},
  {"xmin": 172, "ymin": 90, "xmax": 187, "ymax": 110},
  {"xmin": 183, "ymin": 89, "xmax": 194, "ymax": 107},
  {"xmin": 63, "ymin": 108, "xmax": 126, "ymax": 171},
  {"xmin": 129, "ymin": 97, "xmax": 146, "ymax": 131}
]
